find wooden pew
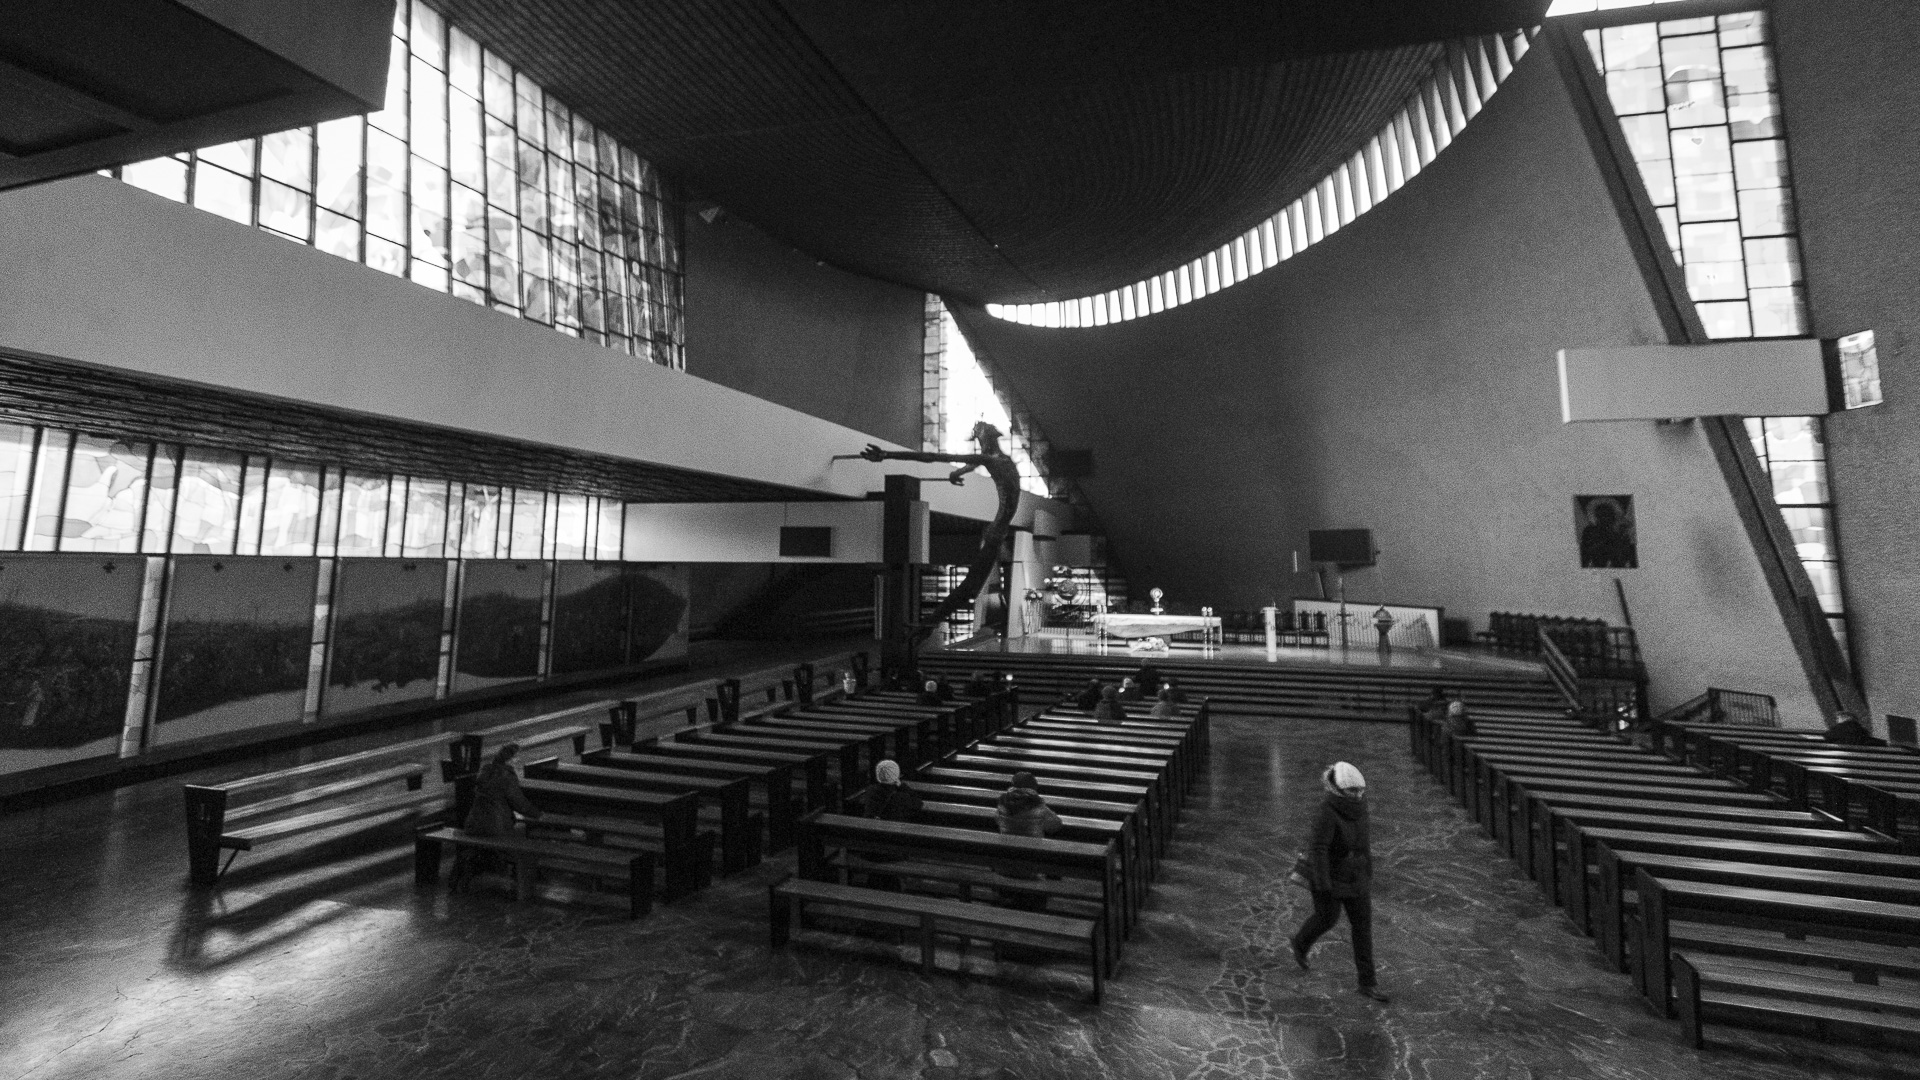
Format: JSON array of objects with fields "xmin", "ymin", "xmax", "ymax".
[
  {"xmin": 676, "ymin": 727, "xmax": 867, "ymax": 803},
  {"xmin": 794, "ymin": 811, "xmax": 1122, "ymax": 982},
  {"xmin": 1672, "ymin": 952, "xmax": 1920, "ymax": 1049},
  {"xmin": 587, "ymin": 746, "xmax": 800, "ymax": 851},
  {"xmin": 182, "ymin": 736, "xmax": 448, "ymax": 885},
  {"xmin": 961, "ymin": 743, "xmax": 1178, "ymax": 824},
  {"xmin": 905, "ymin": 798, "xmax": 1140, "ymax": 930},
  {"xmin": 1540, "ymin": 807, "xmax": 1894, "ymax": 912},
  {"xmin": 1594, "ymin": 844, "xmax": 1920, "ymax": 972},
  {"xmin": 524, "ymin": 759, "xmax": 761, "ymax": 874},
  {"xmin": 1562, "ymin": 826, "xmax": 1920, "ymax": 942},
  {"xmin": 641, "ymin": 737, "xmax": 836, "ymax": 813},
  {"xmin": 918, "ymin": 765, "xmax": 1163, "ymax": 858},
  {"xmin": 515, "ymin": 775, "xmax": 709, "ymax": 900},
  {"xmin": 948, "ymin": 752, "xmax": 1170, "ymax": 839},
  {"xmin": 988, "ymin": 731, "xmax": 1189, "ymax": 797},
  {"xmin": 790, "ymin": 702, "xmax": 945, "ymax": 761},
  {"xmin": 770, "ymin": 874, "xmax": 1104, "ymax": 1003},
  {"xmin": 1509, "ymin": 782, "xmax": 1824, "ymax": 874},
  {"xmin": 1635, "ymin": 870, "xmax": 1920, "ymax": 1018},
  {"xmin": 746, "ymin": 710, "xmax": 921, "ymax": 768},
  {"xmin": 900, "ymin": 780, "xmax": 1152, "ymax": 877},
  {"xmin": 414, "ymin": 825, "xmax": 654, "ymax": 918}
]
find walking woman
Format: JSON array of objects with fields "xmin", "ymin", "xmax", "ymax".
[{"xmin": 1290, "ymin": 761, "xmax": 1388, "ymax": 1002}]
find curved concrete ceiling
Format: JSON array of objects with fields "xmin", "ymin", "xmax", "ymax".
[{"xmin": 432, "ymin": 0, "xmax": 1554, "ymax": 304}]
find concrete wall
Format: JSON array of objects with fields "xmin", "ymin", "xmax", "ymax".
[
  {"xmin": 952, "ymin": 45, "xmax": 1818, "ymax": 719},
  {"xmin": 1772, "ymin": 0, "xmax": 1920, "ymax": 722},
  {"xmin": 0, "ymin": 174, "xmax": 1001, "ymax": 523},
  {"xmin": 683, "ymin": 208, "xmax": 925, "ymax": 448}
]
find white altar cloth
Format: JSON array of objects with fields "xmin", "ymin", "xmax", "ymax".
[{"xmin": 1092, "ymin": 614, "xmax": 1220, "ymax": 640}]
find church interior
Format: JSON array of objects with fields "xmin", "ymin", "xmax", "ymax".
[{"xmin": 4, "ymin": 1, "xmax": 1920, "ymax": 1077}]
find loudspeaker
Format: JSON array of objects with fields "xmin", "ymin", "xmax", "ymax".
[
  {"xmin": 1308, "ymin": 529, "xmax": 1374, "ymax": 567},
  {"xmin": 1045, "ymin": 448, "xmax": 1094, "ymax": 479},
  {"xmin": 779, "ymin": 526, "xmax": 833, "ymax": 558}
]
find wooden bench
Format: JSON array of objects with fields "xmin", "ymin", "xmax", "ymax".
[
  {"xmin": 516, "ymin": 776, "xmax": 708, "ymax": 900},
  {"xmin": 1540, "ymin": 807, "xmax": 1894, "ymax": 910},
  {"xmin": 1593, "ymin": 847, "xmax": 1920, "ymax": 972},
  {"xmin": 524, "ymin": 758, "xmax": 762, "ymax": 874},
  {"xmin": 183, "ymin": 747, "xmax": 445, "ymax": 885},
  {"xmin": 989, "ymin": 732, "xmax": 1189, "ymax": 796},
  {"xmin": 587, "ymin": 746, "xmax": 801, "ymax": 851},
  {"xmin": 917, "ymin": 765, "xmax": 1164, "ymax": 859},
  {"xmin": 1635, "ymin": 871, "xmax": 1920, "ymax": 1017},
  {"xmin": 679, "ymin": 727, "xmax": 870, "ymax": 802},
  {"xmin": 1560, "ymin": 826, "xmax": 1920, "ymax": 941},
  {"xmin": 785, "ymin": 703, "xmax": 940, "ymax": 762},
  {"xmin": 806, "ymin": 700, "xmax": 962, "ymax": 757},
  {"xmin": 1511, "ymin": 786, "xmax": 1829, "ymax": 878},
  {"xmin": 947, "ymin": 753, "xmax": 1170, "ymax": 838},
  {"xmin": 907, "ymin": 798, "xmax": 1140, "ymax": 929},
  {"xmin": 415, "ymin": 825, "xmax": 654, "ymax": 918},
  {"xmin": 769, "ymin": 875, "xmax": 1104, "ymax": 1003},
  {"xmin": 744, "ymin": 712, "xmax": 917, "ymax": 768},
  {"xmin": 641, "ymin": 737, "xmax": 836, "ymax": 812},
  {"xmin": 796, "ymin": 811, "xmax": 1122, "ymax": 974},
  {"xmin": 1674, "ymin": 952, "xmax": 1920, "ymax": 1049}
]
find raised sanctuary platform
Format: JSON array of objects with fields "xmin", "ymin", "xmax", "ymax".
[{"xmin": 927, "ymin": 636, "xmax": 1560, "ymax": 721}]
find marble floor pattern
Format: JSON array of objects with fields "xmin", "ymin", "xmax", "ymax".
[{"xmin": 2, "ymin": 716, "xmax": 1913, "ymax": 1080}]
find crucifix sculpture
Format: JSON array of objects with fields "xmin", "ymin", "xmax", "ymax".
[{"xmin": 853, "ymin": 421, "xmax": 1025, "ymax": 675}]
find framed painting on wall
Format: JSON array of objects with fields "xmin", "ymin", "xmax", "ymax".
[{"xmin": 1575, "ymin": 495, "xmax": 1637, "ymax": 569}]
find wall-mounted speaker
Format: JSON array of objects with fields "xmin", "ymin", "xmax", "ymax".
[{"xmin": 779, "ymin": 526, "xmax": 833, "ymax": 558}]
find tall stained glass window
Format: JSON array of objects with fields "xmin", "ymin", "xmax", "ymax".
[
  {"xmin": 109, "ymin": 0, "xmax": 683, "ymax": 368},
  {"xmin": 1580, "ymin": 7, "xmax": 1850, "ymax": 653}
]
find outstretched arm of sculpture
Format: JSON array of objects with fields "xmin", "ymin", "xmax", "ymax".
[{"xmin": 857, "ymin": 444, "xmax": 988, "ymax": 485}]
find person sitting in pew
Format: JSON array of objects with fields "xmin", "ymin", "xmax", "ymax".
[
  {"xmin": 1444, "ymin": 699, "xmax": 1475, "ymax": 738},
  {"xmin": 915, "ymin": 673, "xmax": 956, "ymax": 707},
  {"xmin": 1116, "ymin": 676, "xmax": 1143, "ymax": 703},
  {"xmin": 1072, "ymin": 679, "xmax": 1105, "ymax": 711},
  {"xmin": 1150, "ymin": 687, "xmax": 1180, "ymax": 720},
  {"xmin": 1134, "ymin": 664, "xmax": 1163, "ymax": 696},
  {"xmin": 1093, "ymin": 686, "xmax": 1129, "ymax": 725},
  {"xmin": 451, "ymin": 743, "xmax": 542, "ymax": 890},
  {"xmin": 1163, "ymin": 676, "xmax": 1188, "ymax": 705},
  {"xmin": 1419, "ymin": 686, "xmax": 1449, "ymax": 725},
  {"xmin": 995, "ymin": 771, "xmax": 1063, "ymax": 912},
  {"xmin": 1290, "ymin": 761, "xmax": 1389, "ymax": 1003},
  {"xmin": 962, "ymin": 671, "xmax": 995, "ymax": 698},
  {"xmin": 840, "ymin": 670, "xmax": 859, "ymax": 696},
  {"xmin": 855, "ymin": 760, "xmax": 924, "ymax": 891}
]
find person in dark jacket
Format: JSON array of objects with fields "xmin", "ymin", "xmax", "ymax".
[
  {"xmin": 1116, "ymin": 676, "xmax": 1143, "ymax": 702},
  {"xmin": 1135, "ymin": 663, "xmax": 1163, "ymax": 697},
  {"xmin": 463, "ymin": 743, "xmax": 541, "ymax": 837},
  {"xmin": 451, "ymin": 743, "xmax": 542, "ymax": 890},
  {"xmin": 1149, "ymin": 686, "xmax": 1180, "ymax": 720},
  {"xmin": 857, "ymin": 759, "xmax": 923, "ymax": 890},
  {"xmin": 1443, "ymin": 699, "xmax": 1475, "ymax": 738},
  {"xmin": 994, "ymin": 771, "xmax": 1062, "ymax": 911},
  {"xmin": 962, "ymin": 671, "xmax": 995, "ymax": 698},
  {"xmin": 1072, "ymin": 679, "xmax": 1104, "ymax": 711},
  {"xmin": 1290, "ymin": 761, "xmax": 1388, "ymax": 1002},
  {"xmin": 1093, "ymin": 685, "xmax": 1128, "ymax": 724}
]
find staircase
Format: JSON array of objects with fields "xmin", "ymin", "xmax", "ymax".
[{"xmin": 919, "ymin": 650, "xmax": 1562, "ymax": 722}]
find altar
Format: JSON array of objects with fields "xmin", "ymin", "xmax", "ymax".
[{"xmin": 1091, "ymin": 613, "xmax": 1221, "ymax": 642}]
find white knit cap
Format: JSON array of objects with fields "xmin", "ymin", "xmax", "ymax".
[
  {"xmin": 1326, "ymin": 761, "xmax": 1366, "ymax": 794},
  {"xmin": 875, "ymin": 760, "xmax": 900, "ymax": 784}
]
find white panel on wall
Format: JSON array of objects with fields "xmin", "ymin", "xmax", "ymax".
[
  {"xmin": 1558, "ymin": 340, "xmax": 1827, "ymax": 423},
  {"xmin": 623, "ymin": 501, "xmax": 886, "ymax": 562}
]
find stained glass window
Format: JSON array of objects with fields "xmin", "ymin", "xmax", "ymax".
[
  {"xmin": 172, "ymin": 448, "xmax": 244, "ymax": 555},
  {"xmin": 60, "ymin": 436, "xmax": 151, "ymax": 553},
  {"xmin": 105, "ymin": 0, "xmax": 683, "ymax": 368}
]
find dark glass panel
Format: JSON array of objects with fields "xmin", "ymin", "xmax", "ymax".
[
  {"xmin": 453, "ymin": 560, "xmax": 544, "ymax": 692},
  {"xmin": 152, "ymin": 556, "xmax": 316, "ymax": 744},
  {"xmin": 0, "ymin": 554, "xmax": 143, "ymax": 773},
  {"xmin": 323, "ymin": 559, "xmax": 445, "ymax": 717}
]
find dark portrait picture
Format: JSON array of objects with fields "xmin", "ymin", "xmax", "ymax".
[{"xmin": 1575, "ymin": 495, "xmax": 1638, "ymax": 569}]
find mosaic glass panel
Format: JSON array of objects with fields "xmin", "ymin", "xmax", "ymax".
[
  {"xmin": 260, "ymin": 461, "xmax": 323, "ymax": 557},
  {"xmin": 60, "ymin": 436, "xmax": 150, "ymax": 554},
  {"xmin": 0, "ymin": 423, "xmax": 38, "ymax": 550},
  {"xmin": 170, "ymin": 448, "xmax": 243, "ymax": 555}
]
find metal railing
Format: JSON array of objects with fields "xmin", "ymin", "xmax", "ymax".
[{"xmin": 1653, "ymin": 687, "xmax": 1780, "ymax": 729}]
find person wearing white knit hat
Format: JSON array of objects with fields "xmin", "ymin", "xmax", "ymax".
[
  {"xmin": 1289, "ymin": 760, "xmax": 1387, "ymax": 1002},
  {"xmin": 855, "ymin": 759, "xmax": 923, "ymax": 891}
]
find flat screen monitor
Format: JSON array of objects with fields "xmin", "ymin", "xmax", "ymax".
[{"xmin": 1308, "ymin": 529, "xmax": 1374, "ymax": 567}]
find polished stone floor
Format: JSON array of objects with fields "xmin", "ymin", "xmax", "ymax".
[{"xmin": 3, "ymin": 717, "xmax": 1912, "ymax": 1080}]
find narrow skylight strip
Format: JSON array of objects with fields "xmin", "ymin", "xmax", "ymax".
[{"xmin": 987, "ymin": 30, "xmax": 1535, "ymax": 327}]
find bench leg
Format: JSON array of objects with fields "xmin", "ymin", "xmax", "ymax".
[
  {"xmin": 628, "ymin": 854, "xmax": 654, "ymax": 919},
  {"xmin": 514, "ymin": 856, "xmax": 535, "ymax": 902},
  {"xmin": 919, "ymin": 915, "xmax": 936, "ymax": 975},
  {"xmin": 1091, "ymin": 925, "xmax": 1105, "ymax": 1004},
  {"xmin": 414, "ymin": 834, "xmax": 443, "ymax": 885},
  {"xmin": 769, "ymin": 881, "xmax": 793, "ymax": 948},
  {"xmin": 1673, "ymin": 955, "xmax": 1704, "ymax": 1049},
  {"xmin": 1636, "ymin": 870, "xmax": 1672, "ymax": 1017}
]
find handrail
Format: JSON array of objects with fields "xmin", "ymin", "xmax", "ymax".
[{"xmin": 1536, "ymin": 628, "xmax": 1582, "ymax": 708}]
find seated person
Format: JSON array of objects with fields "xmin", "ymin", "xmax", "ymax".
[
  {"xmin": 1444, "ymin": 699, "xmax": 1475, "ymax": 738},
  {"xmin": 1163, "ymin": 676, "xmax": 1188, "ymax": 705},
  {"xmin": 1149, "ymin": 686, "xmax": 1180, "ymax": 720},
  {"xmin": 915, "ymin": 673, "xmax": 952, "ymax": 707},
  {"xmin": 1135, "ymin": 663, "xmax": 1164, "ymax": 696},
  {"xmin": 1094, "ymin": 685, "xmax": 1128, "ymax": 724},
  {"xmin": 451, "ymin": 743, "xmax": 542, "ymax": 890},
  {"xmin": 1071, "ymin": 678, "xmax": 1104, "ymax": 711},
  {"xmin": 994, "ymin": 771, "xmax": 1062, "ymax": 910},
  {"xmin": 840, "ymin": 669, "xmax": 860, "ymax": 696},
  {"xmin": 855, "ymin": 760, "xmax": 923, "ymax": 891},
  {"xmin": 1116, "ymin": 676, "xmax": 1143, "ymax": 702},
  {"xmin": 961, "ymin": 670, "xmax": 995, "ymax": 698},
  {"xmin": 1419, "ymin": 686, "xmax": 1449, "ymax": 723}
]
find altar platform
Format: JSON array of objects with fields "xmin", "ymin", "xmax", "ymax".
[
  {"xmin": 937, "ymin": 628, "xmax": 1548, "ymax": 675},
  {"xmin": 925, "ymin": 631, "xmax": 1560, "ymax": 722}
]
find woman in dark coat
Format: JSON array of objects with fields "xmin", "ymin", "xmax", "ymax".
[
  {"xmin": 1092, "ymin": 685, "xmax": 1128, "ymax": 724},
  {"xmin": 1290, "ymin": 761, "xmax": 1388, "ymax": 1002},
  {"xmin": 464, "ymin": 743, "xmax": 541, "ymax": 837}
]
